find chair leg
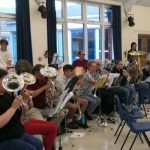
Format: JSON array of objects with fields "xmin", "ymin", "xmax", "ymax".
[
  {"xmin": 143, "ymin": 132, "xmax": 150, "ymax": 148},
  {"xmin": 114, "ymin": 120, "xmax": 123, "ymax": 136},
  {"xmin": 143, "ymin": 104, "xmax": 148, "ymax": 117},
  {"xmin": 120, "ymin": 130, "xmax": 131, "ymax": 150},
  {"xmin": 114, "ymin": 122, "xmax": 126, "ymax": 144},
  {"xmin": 129, "ymin": 134, "xmax": 137, "ymax": 150},
  {"xmin": 138, "ymin": 133, "xmax": 144, "ymax": 143}
]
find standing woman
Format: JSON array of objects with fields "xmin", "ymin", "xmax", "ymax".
[
  {"xmin": 127, "ymin": 42, "xmax": 137, "ymax": 63},
  {"xmin": 0, "ymin": 69, "xmax": 43, "ymax": 150}
]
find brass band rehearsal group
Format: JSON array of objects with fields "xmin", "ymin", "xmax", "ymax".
[{"xmin": 0, "ymin": 39, "xmax": 150, "ymax": 150}]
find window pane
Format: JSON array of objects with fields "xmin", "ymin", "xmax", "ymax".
[
  {"xmin": 68, "ymin": 23, "xmax": 84, "ymax": 63},
  {"xmin": 87, "ymin": 24, "xmax": 102, "ymax": 60},
  {"xmin": 0, "ymin": 0, "xmax": 16, "ymax": 14},
  {"xmin": 104, "ymin": 7, "xmax": 112, "ymax": 22},
  {"xmin": 104, "ymin": 27, "xmax": 113, "ymax": 60},
  {"xmin": 57, "ymin": 24, "xmax": 64, "ymax": 63},
  {"xmin": 0, "ymin": 20, "xmax": 17, "ymax": 65},
  {"xmin": 87, "ymin": 4, "xmax": 100, "ymax": 21},
  {"xmin": 67, "ymin": 2, "xmax": 82, "ymax": 19},
  {"xmin": 55, "ymin": 0, "xmax": 62, "ymax": 18}
]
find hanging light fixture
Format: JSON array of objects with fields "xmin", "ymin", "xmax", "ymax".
[
  {"xmin": 35, "ymin": 0, "xmax": 48, "ymax": 18},
  {"xmin": 128, "ymin": 14, "xmax": 135, "ymax": 27}
]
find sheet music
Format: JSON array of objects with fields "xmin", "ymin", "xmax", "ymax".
[{"xmin": 106, "ymin": 73, "xmax": 120, "ymax": 87}]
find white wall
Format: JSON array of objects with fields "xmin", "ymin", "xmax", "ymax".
[
  {"xmin": 122, "ymin": 5, "xmax": 150, "ymax": 60},
  {"xmin": 29, "ymin": 0, "xmax": 150, "ymax": 64},
  {"xmin": 29, "ymin": 0, "xmax": 48, "ymax": 65}
]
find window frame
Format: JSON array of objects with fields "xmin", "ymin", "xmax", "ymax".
[{"xmin": 56, "ymin": 0, "xmax": 113, "ymax": 63}]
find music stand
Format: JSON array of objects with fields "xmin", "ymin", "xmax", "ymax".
[
  {"xmin": 48, "ymin": 76, "xmax": 79, "ymax": 150},
  {"xmin": 48, "ymin": 75, "xmax": 79, "ymax": 117},
  {"xmin": 94, "ymin": 76, "xmax": 108, "ymax": 91}
]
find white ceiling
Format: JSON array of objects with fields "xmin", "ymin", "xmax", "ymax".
[
  {"xmin": 110, "ymin": 0, "xmax": 150, "ymax": 12},
  {"xmin": 111, "ymin": 0, "xmax": 150, "ymax": 7}
]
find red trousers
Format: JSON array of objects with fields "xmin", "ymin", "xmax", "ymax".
[{"xmin": 24, "ymin": 119, "xmax": 58, "ymax": 150}]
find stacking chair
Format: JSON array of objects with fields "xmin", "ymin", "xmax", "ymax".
[
  {"xmin": 134, "ymin": 83, "xmax": 150, "ymax": 117},
  {"xmin": 114, "ymin": 97, "xmax": 144, "ymax": 145},
  {"xmin": 121, "ymin": 105, "xmax": 150, "ymax": 150}
]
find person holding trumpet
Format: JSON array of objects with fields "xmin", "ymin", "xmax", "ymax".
[{"xmin": 0, "ymin": 68, "xmax": 43, "ymax": 150}]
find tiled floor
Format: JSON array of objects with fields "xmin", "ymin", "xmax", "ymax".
[{"xmin": 56, "ymin": 117, "xmax": 150, "ymax": 150}]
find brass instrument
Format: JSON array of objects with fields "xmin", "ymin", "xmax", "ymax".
[
  {"xmin": 2, "ymin": 73, "xmax": 34, "ymax": 109},
  {"xmin": 40, "ymin": 66, "xmax": 58, "ymax": 106},
  {"xmin": 2, "ymin": 73, "xmax": 36, "ymax": 106}
]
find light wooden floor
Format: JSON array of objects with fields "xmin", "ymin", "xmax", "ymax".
[{"xmin": 56, "ymin": 114, "xmax": 150, "ymax": 150}]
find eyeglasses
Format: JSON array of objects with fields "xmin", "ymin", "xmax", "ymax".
[{"xmin": 80, "ymin": 53, "xmax": 85, "ymax": 55}]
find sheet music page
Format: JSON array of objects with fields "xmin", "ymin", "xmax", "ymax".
[{"xmin": 106, "ymin": 73, "xmax": 120, "ymax": 87}]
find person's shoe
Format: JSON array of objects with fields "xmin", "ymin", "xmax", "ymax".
[
  {"xmin": 67, "ymin": 122, "xmax": 79, "ymax": 129},
  {"xmin": 84, "ymin": 112, "xmax": 93, "ymax": 120},
  {"xmin": 75, "ymin": 120, "xmax": 89, "ymax": 129}
]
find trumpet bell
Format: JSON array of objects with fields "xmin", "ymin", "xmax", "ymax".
[
  {"xmin": 40, "ymin": 67, "xmax": 57, "ymax": 78},
  {"xmin": 20, "ymin": 72, "xmax": 36, "ymax": 85},
  {"xmin": 2, "ymin": 74, "xmax": 24, "ymax": 92}
]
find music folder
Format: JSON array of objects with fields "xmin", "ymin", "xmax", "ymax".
[{"xmin": 94, "ymin": 76, "xmax": 108, "ymax": 90}]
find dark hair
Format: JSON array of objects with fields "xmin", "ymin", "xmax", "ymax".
[
  {"xmin": 63, "ymin": 64, "xmax": 74, "ymax": 72},
  {"xmin": 131, "ymin": 42, "xmax": 136, "ymax": 49},
  {"xmin": 0, "ymin": 69, "xmax": 8, "ymax": 79},
  {"xmin": 115, "ymin": 60, "xmax": 122, "ymax": 65},
  {"xmin": 15, "ymin": 59, "xmax": 33, "ymax": 75},
  {"xmin": 78, "ymin": 51, "xmax": 84, "ymax": 56},
  {"xmin": 0, "ymin": 39, "xmax": 8, "ymax": 45},
  {"xmin": 32, "ymin": 64, "xmax": 44, "ymax": 74}
]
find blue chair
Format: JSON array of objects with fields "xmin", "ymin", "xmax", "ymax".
[
  {"xmin": 134, "ymin": 82, "xmax": 150, "ymax": 117},
  {"xmin": 114, "ymin": 97, "xmax": 144, "ymax": 145},
  {"xmin": 121, "ymin": 105, "xmax": 150, "ymax": 150}
]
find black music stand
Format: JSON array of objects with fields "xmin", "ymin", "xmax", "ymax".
[{"xmin": 49, "ymin": 75, "xmax": 79, "ymax": 150}]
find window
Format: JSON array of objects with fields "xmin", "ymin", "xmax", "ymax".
[
  {"xmin": 57, "ymin": 24, "xmax": 64, "ymax": 63},
  {"xmin": 87, "ymin": 4, "xmax": 100, "ymax": 21},
  {"xmin": 56, "ymin": 1, "xmax": 113, "ymax": 63},
  {"xmin": 67, "ymin": 2, "xmax": 82, "ymax": 19},
  {"xmin": 55, "ymin": 0, "xmax": 62, "ymax": 18},
  {"xmin": 68, "ymin": 23, "xmax": 83, "ymax": 62},
  {"xmin": 0, "ymin": 0, "xmax": 16, "ymax": 65}
]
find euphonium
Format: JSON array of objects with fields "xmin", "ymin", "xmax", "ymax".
[
  {"xmin": 40, "ymin": 66, "xmax": 58, "ymax": 105},
  {"xmin": 2, "ymin": 73, "xmax": 36, "ymax": 108},
  {"xmin": 2, "ymin": 73, "xmax": 27, "ymax": 108}
]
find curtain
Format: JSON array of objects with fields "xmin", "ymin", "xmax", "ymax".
[
  {"xmin": 112, "ymin": 5, "xmax": 122, "ymax": 60},
  {"xmin": 47, "ymin": 0, "xmax": 57, "ymax": 65},
  {"xmin": 16, "ymin": 0, "xmax": 33, "ymax": 64}
]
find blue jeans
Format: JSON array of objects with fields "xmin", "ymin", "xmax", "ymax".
[
  {"xmin": 114, "ymin": 85, "xmax": 133, "ymax": 105},
  {"xmin": 81, "ymin": 94, "xmax": 101, "ymax": 113},
  {"xmin": 135, "ymin": 82, "xmax": 150, "ymax": 104},
  {"xmin": 0, "ymin": 133, "xmax": 43, "ymax": 150}
]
